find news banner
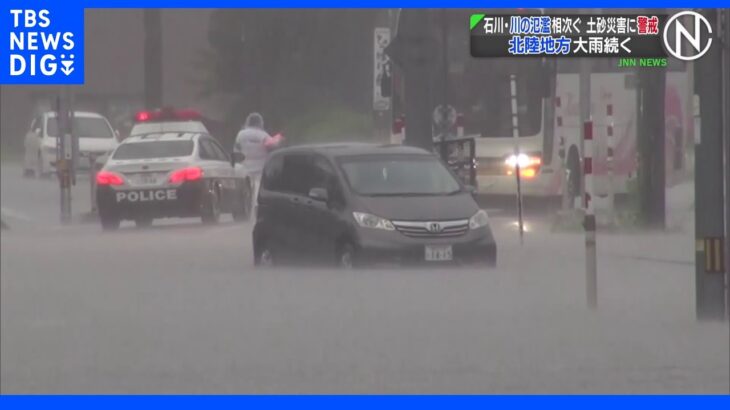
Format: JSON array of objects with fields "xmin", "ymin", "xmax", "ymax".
[{"xmin": 471, "ymin": 13, "xmax": 669, "ymax": 58}]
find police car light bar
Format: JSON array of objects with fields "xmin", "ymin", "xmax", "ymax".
[{"xmin": 134, "ymin": 108, "xmax": 204, "ymax": 123}]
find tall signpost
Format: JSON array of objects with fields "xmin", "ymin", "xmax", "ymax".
[
  {"xmin": 510, "ymin": 75, "xmax": 525, "ymax": 245},
  {"xmin": 373, "ymin": 24, "xmax": 392, "ymax": 142},
  {"xmin": 56, "ymin": 88, "xmax": 74, "ymax": 224},
  {"xmin": 636, "ymin": 61, "xmax": 667, "ymax": 229},
  {"xmin": 722, "ymin": 9, "xmax": 730, "ymax": 320}
]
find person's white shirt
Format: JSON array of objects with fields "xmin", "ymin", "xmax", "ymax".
[
  {"xmin": 234, "ymin": 113, "xmax": 270, "ymax": 219},
  {"xmin": 234, "ymin": 113, "xmax": 270, "ymax": 177}
]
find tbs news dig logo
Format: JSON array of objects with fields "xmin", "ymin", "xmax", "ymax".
[{"xmin": 5, "ymin": 9, "xmax": 82, "ymax": 83}]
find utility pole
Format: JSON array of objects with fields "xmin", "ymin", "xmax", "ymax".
[
  {"xmin": 373, "ymin": 10, "xmax": 394, "ymax": 142},
  {"xmin": 636, "ymin": 9, "xmax": 667, "ymax": 229},
  {"xmin": 718, "ymin": 8, "xmax": 730, "ymax": 320},
  {"xmin": 722, "ymin": 8, "xmax": 730, "ymax": 320},
  {"xmin": 695, "ymin": 8, "xmax": 726, "ymax": 321},
  {"xmin": 144, "ymin": 9, "xmax": 163, "ymax": 109},
  {"xmin": 55, "ymin": 88, "xmax": 74, "ymax": 224},
  {"xmin": 386, "ymin": 9, "xmax": 437, "ymax": 151}
]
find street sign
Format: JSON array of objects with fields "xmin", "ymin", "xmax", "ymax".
[
  {"xmin": 432, "ymin": 105, "xmax": 457, "ymax": 128},
  {"xmin": 373, "ymin": 27, "xmax": 391, "ymax": 111}
]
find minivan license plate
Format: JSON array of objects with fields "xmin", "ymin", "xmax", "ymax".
[{"xmin": 425, "ymin": 245, "xmax": 453, "ymax": 261}]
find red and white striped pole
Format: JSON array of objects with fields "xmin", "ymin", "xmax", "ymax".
[
  {"xmin": 584, "ymin": 119, "xmax": 597, "ymax": 309},
  {"xmin": 606, "ymin": 103, "xmax": 615, "ymax": 222},
  {"xmin": 556, "ymin": 96, "xmax": 570, "ymax": 210},
  {"xmin": 401, "ymin": 120, "xmax": 406, "ymax": 145},
  {"xmin": 391, "ymin": 115, "xmax": 405, "ymax": 145}
]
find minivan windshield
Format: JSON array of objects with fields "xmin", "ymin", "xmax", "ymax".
[{"xmin": 339, "ymin": 155, "xmax": 462, "ymax": 196}]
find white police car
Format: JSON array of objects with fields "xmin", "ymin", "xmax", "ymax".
[{"xmin": 95, "ymin": 109, "xmax": 251, "ymax": 230}]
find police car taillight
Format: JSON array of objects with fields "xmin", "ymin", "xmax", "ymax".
[
  {"xmin": 96, "ymin": 171, "xmax": 124, "ymax": 185},
  {"xmin": 169, "ymin": 167, "xmax": 203, "ymax": 183},
  {"xmin": 134, "ymin": 108, "xmax": 204, "ymax": 123}
]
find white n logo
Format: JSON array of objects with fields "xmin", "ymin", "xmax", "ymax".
[
  {"xmin": 664, "ymin": 11, "xmax": 713, "ymax": 61},
  {"xmin": 675, "ymin": 14, "xmax": 702, "ymax": 53}
]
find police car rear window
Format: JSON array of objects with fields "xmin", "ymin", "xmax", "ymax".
[{"xmin": 113, "ymin": 140, "xmax": 195, "ymax": 160}]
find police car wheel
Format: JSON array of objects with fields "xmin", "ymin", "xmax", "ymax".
[
  {"xmin": 201, "ymin": 188, "xmax": 221, "ymax": 224},
  {"xmin": 336, "ymin": 243, "xmax": 356, "ymax": 269},
  {"xmin": 259, "ymin": 249, "xmax": 275, "ymax": 267},
  {"xmin": 255, "ymin": 241, "xmax": 276, "ymax": 267},
  {"xmin": 232, "ymin": 184, "xmax": 252, "ymax": 222},
  {"xmin": 100, "ymin": 216, "xmax": 120, "ymax": 231}
]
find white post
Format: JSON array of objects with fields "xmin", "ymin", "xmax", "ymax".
[
  {"xmin": 556, "ymin": 96, "xmax": 570, "ymax": 211},
  {"xmin": 606, "ymin": 103, "xmax": 615, "ymax": 224},
  {"xmin": 510, "ymin": 75, "xmax": 525, "ymax": 245},
  {"xmin": 90, "ymin": 153, "xmax": 98, "ymax": 214},
  {"xmin": 584, "ymin": 119, "xmax": 597, "ymax": 309},
  {"xmin": 391, "ymin": 116, "xmax": 405, "ymax": 145}
]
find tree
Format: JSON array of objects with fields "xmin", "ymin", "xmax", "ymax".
[{"xmin": 196, "ymin": 9, "xmax": 379, "ymax": 139}]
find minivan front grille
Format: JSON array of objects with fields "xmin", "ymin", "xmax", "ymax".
[{"xmin": 392, "ymin": 219, "xmax": 470, "ymax": 238}]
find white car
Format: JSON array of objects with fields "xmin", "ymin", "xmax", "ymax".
[
  {"xmin": 24, "ymin": 111, "xmax": 119, "ymax": 177},
  {"xmin": 129, "ymin": 107, "xmax": 252, "ymax": 187},
  {"xmin": 128, "ymin": 108, "xmax": 250, "ymax": 182}
]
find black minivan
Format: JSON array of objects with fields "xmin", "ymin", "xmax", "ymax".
[{"xmin": 253, "ymin": 143, "xmax": 497, "ymax": 268}]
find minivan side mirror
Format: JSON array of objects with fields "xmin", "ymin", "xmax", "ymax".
[
  {"xmin": 231, "ymin": 151, "xmax": 245, "ymax": 167},
  {"xmin": 308, "ymin": 187, "xmax": 329, "ymax": 202}
]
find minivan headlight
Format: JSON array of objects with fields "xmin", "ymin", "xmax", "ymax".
[
  {"xmin": 353, "ymin": 212, "xmax": 395, "ymax": 231},
  {"xmin": 469, "ymin": 209, "xmax": 489, "ymax": 229}
]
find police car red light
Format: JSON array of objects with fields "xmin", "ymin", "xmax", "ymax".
[
  {"xmin": 134, "ymin": 108, "xmax": 203, "ymax": 123},
  {"xmin": 169, "ymin": 166, "xmax": 203, "ymax": 183},
  {"xmin": 135, "ymin": 111, "xmax": 152, "ymax": 122},
  {"xmin": 96, "ymin": 170, "xmax": 124, "ymax": 185}
]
